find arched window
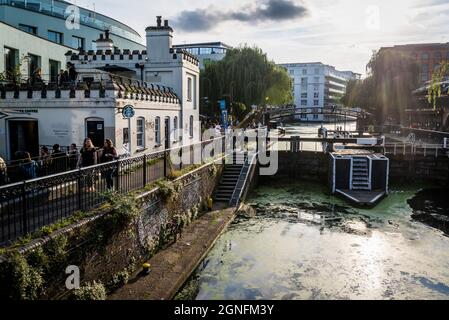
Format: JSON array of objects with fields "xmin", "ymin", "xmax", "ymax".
[
  {"xmin": 136, "ymin": 117, "xmax": 145, "ymax": 148},
  {"xmin": 173, "ymin": 116, "xmax": 178, "ymax": 140},
  {"xmin": 155, "ymin": 117, "xmax": 161, "ymax": 145},
  {"xmin": 189, "ymin": 115, "xmax": 194, "ymax": 138}
]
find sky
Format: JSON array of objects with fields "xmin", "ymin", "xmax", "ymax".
[{"xmin": 69, "ymin": 0, "xmax": 449, "ymax": 76}]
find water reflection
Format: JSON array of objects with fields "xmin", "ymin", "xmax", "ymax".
[{"xmin": 176, "ymin": 179, "xmax": 449, "ymax": 300}]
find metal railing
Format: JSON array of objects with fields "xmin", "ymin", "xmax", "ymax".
[
  {"xmin": 0, "ymin": 137, "xmax": 226, "ymax": 245},
  {"xmin": 229, "ymin": 152, "xmax": 258, "ymax": 207},
  {"xmin": 384, "ymin": 143, "xmax": 447, "ymax": 157}
]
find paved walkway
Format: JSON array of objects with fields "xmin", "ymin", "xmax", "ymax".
[{"xmin": 108, "ymin": 207, "xmax": 236, "ymax": 300}]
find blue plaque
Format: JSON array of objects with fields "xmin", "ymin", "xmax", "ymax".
[{"xmin": 122, "ymin": 105, "xmax": 135, "ymax": 119}]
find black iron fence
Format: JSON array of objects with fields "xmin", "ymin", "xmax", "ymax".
[{"xmin": 0, "ymin": 137, "xmax": 227, "ymax": 245}]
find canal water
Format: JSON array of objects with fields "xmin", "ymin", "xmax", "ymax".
[{"xmin": 176, "ymin": 122, "xmax": 449, "ymax": 300}]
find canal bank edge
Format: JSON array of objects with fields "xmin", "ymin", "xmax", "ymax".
[
  {"xmin": 0, "ymin": 161, "xmax": 224, "ymax": 300},
  {"xmin": 108, "ymin": 207, "xmax": 238, "ymax": 300}
]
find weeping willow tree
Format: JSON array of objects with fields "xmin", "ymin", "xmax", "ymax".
[
  {"xmin": 428, "ymin": 61, "xmax": 449, "ymax": 108},
  {"xmin": 342, "ymin": 49, "xmax": 419, "ymax": 124},
  {"xmin": 200, "ymin": 45, "xmax": 293, "ymax": 119}
]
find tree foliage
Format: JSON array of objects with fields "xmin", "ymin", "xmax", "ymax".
[
  {"xmin": 342, "ymin": 49, "xmax": 419, "ymax": 124},
  {"xmin": 200, "ymin": 45, "xmax": 293, "ymax": 118},
  {"xmin": 0, "ymin": 55, "xmax": 28, "ymax": 84},
  {"xmin": 428, "ymin": 61, "xmax": 449, "ymax": 109}
]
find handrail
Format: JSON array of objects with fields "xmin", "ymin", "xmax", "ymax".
[{"xmin": 229, "ymin": 152, "xmax": 258, "ymax": 207}]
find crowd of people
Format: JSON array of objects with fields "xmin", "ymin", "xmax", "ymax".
[
  {"xmin": 27, "ymin": 62, "xmax": 78, "ymax": 86},
  {"xmin": 0, "ymin": 138, "xmax": 118, "ymax": 189}
]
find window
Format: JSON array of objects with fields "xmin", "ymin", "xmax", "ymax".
[
  {"xmin": 301, "ymin": 93, "xmax": 307, "ymax": 99},
  {"xmin": 301, "ymin": 77, "xmax": 308, "ymax": 85},
  {"xmin": 301, "ymin": 84, "xmax": 307, "ymax": 92},
  {"xmin": 137, "ymin": 117, "xmax": 145, "ymax": 148},
  {"xmin": 301, "ymin": 100, "xmax": 307, "ymax": 106},
  {"xmin": 314, "ymin": 100, "xmax": 319, "ymax": 106},
  {"xmin": 301, "ymin": 114, "xmax": 307, "ymax": 119},
  {"xmin": 422, "ymin": 64, "xmax": 429, "ymax": 74},
  {"xmin": 49, "ymin": 60, "xmax": 60, "ymax": 83},
  {"xmin": 48, "ymin": 30, "xmax": 63, "ymax": 44},
  {"xmin": 28, "ymin": 54, "xmax": 41, "ymax": 78},
  {"xmin": 314, "ymin": 84, "xmax": 319, "ymax": 91},
  {"xmin": 314, "ymin": 77, "xmax": 320, "ymax": 84},
  {"xmin": 173, "ymin": 116, "xmax": 178, "ymax": 140},
  {"xmin": 434, "ymin": 51, "xmax": 442, "ymax": 61},
  {"xmin": 19, "ymin": 24, "xmax": 37, "ymax": 35},
  {"xmin": 4, "ymin": 47, "xmax": 18, "ymax": 76},
  {"xmin": 72, "ymin": 36, "xmax": 85, "ymax": 50},
  {"xmin": 421, "ymin": 73, "xmax": 429, "ymax": 82},
  {"xmin": 314, "ymin": 68, "xmax": 320, "ymax": 75},
  {"xmin": 155, "ymin": 117, "xmax": 161, "ymax": 145},
  {"xmin": 302, "ymin": 69, "xmax": 307, "ymax": 75},
  {"xmin": 187, "ymin": 77, "xmax": 192, "ymax": 101},
  {"xmin": 421, "ymin": 52, "xmax": 429, "ymax": 60},
  {"xmin": 314, "ymin": 92, "xmax": 319, "ymax": 99},
  {"xmin": 123, "ymin": 128, "xmax": 129, "ymax": 144},
  {"xmin": 189, "ymin": 116, "xmax": 194, "ymax": 138},
  {"xmin": 193, "ymin": 76, "xmax": 197, "ymax": 109},
  {"xmin": 313, "ymin": 114, "xmax": 319, "ymax": 120},
  {"xmin": 289, "ymin": 69, "xmax": 294, "ymax": 75}
]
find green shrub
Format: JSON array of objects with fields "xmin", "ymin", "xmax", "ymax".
[
  {"xmin": 72, "ymin": 281, "xmax": 106, "ymax": 300},
  {"xmin": 108, "ymin": 270, "xmax": 129, "ymax": 291},
  {"xmin": 1, "ymin": 253, "xmax": 44, "ymax": 300},
  {"xmin": 155, "ymin": 180, "xmax": 178, "ymax": 201}
]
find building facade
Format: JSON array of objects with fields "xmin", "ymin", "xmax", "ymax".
[
  {"xmin": 280, "ymin": 62, "xmax": 360, "ymax": 122},
  {"xmin": 1, "ymin": 0, "xmax": 145, "ymax": 82},
  {"xmin": 379, "ymin": 43, "xmax": 449, "ymax": 84},
  {"xmin": 0, "ymin": 17, "xmax": 200, "ymax": 160},
  {"xmin": 173, "ymin": 42, "xmax": 232, "ymax": 69}
]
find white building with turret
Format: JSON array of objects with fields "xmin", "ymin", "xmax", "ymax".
[{"xmin": 0, "ymin": 16, "xmax": 200, "ymax": 160}]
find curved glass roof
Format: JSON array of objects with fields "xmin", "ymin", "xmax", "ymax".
[{"xmin": 0, "ymin": 0, "xmax": 142, "ymax": 43}]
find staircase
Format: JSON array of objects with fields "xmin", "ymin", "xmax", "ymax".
[
  {"xmin": 352, "ymin": 157, "xmax": 370, "ymax": 191},
  {"xmin": 214, "ymin": 152, "xmax": 247, "ymax": 203}
]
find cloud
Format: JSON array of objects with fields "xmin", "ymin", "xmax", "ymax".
[{"xmin": 173, "ymin": 0, "xmax": 309, "ymax": 32}]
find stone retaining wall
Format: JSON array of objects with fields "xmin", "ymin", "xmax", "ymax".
[{"xmin": 0, "ymin": 162, "xmax": 223, "ymax": 300}]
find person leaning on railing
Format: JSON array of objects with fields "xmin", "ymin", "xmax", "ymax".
[
  {"xmin": 99, "ymin": 139, "xmax": 118, "ymax": 190},
  {"xmin": 19, "ymin": 152, "xmax": 38, "ymax": 180}
]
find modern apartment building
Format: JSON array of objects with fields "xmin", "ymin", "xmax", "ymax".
[
  {"xmin": 280, "ymin": 62, "xmax": 360, "ymax": 122},
  {"xmin": 1, "ymin": 0, "xmax": 145, "ymax": 82},
  {"xmin": 379, "ymin": 43, "xmax": 449, "ymax": 84},
  {"xmin": 173, "ymin": 42, "xmax": 232, "ymax": 69}
]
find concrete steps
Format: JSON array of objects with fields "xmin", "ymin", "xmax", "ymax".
[{"xmin": 213, "ymin": 152, "xmax": 247, "ymax": 203}]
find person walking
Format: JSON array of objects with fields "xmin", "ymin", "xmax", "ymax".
[
  {"xmin": 39, "ymin": 146, "xmax": 52, "ymax": 176},
  {"xmin": 51, "ymin": 144, "xmax": 67, "ymax": 174},
  {"xmin": 78, "ymin": 138, "xmax": 97, "ymax": 192},
  {"xmin": 68, "ymin": 143, "xmax": 79, "ymax": 170},
  {"xmin": 100, "ymin": 139, "xmax": 118, "ymax": 189}
]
